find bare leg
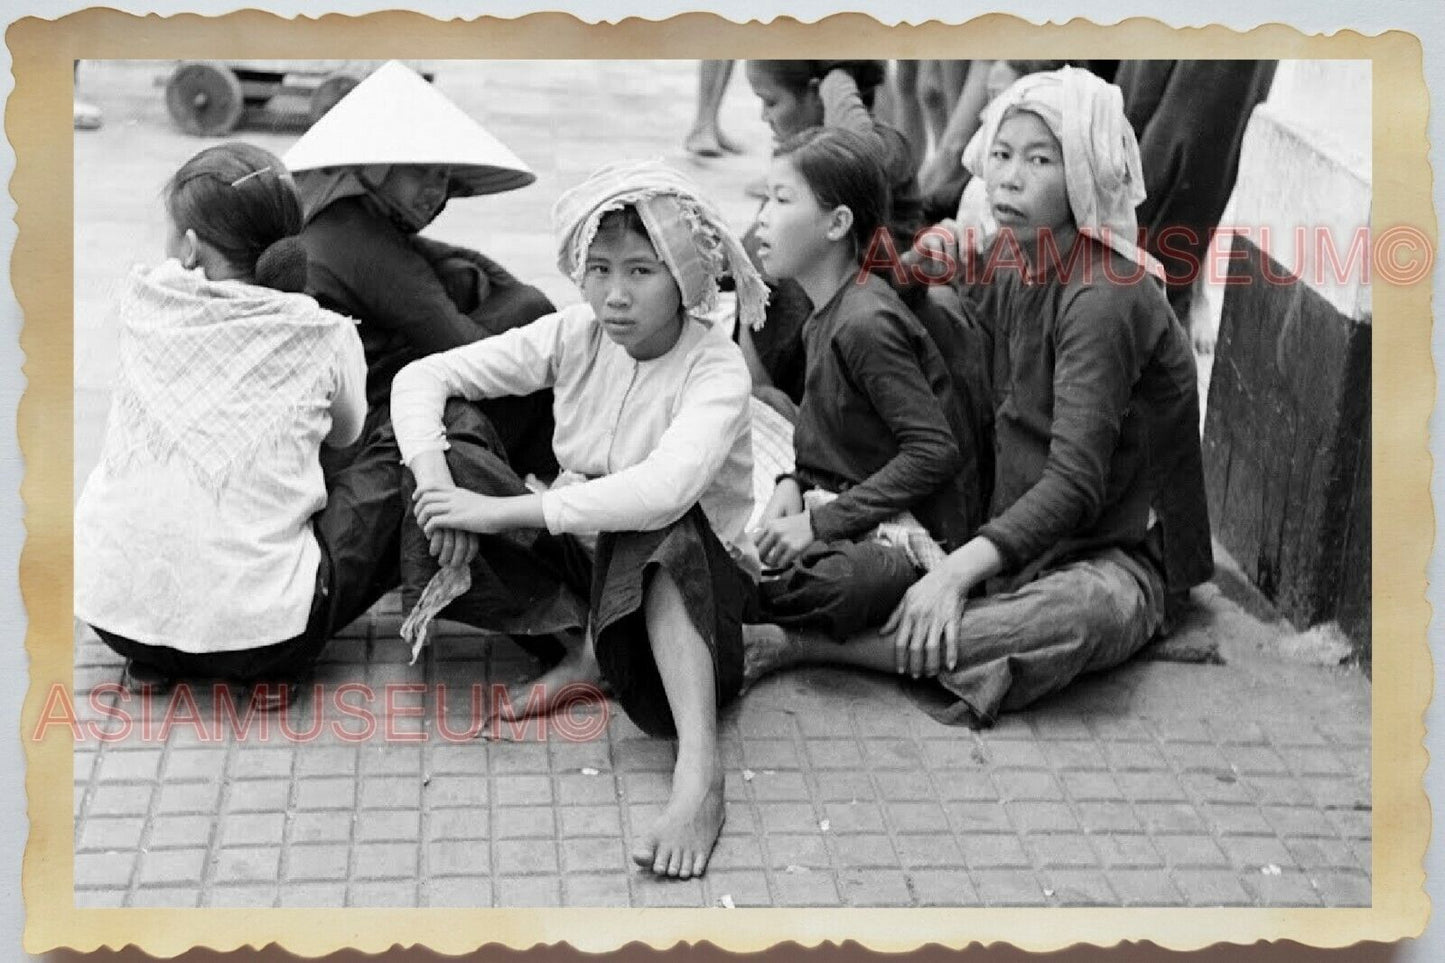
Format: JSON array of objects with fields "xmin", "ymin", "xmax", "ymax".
[
  {"xmin": 920, "ymin": 60, "xmax": 951, "ymax": 153},
  {"xmin": 918, "ymin": 61, "xmax": 991, "ymax": 204},
  {"xmin": 938, "ymin": 60, "xmax": 971, "ymax": 119},
  {"xmin": 743, "ymin": 623, "xmax": 898, "ymax": 687},
  {"xmin": 888, "ymin": 60, "xmax": 927, "ymax": 171},
  {"xmin": 684, "ymin": 60, "xmax": 742, "ymax": 157},
  {"xmin": 630, "ymin": 571, "xmax": 725, "ymax": 878},
  {"xmin": 74, "ymin": 60, "xmax": 102, "ymax": 131}
]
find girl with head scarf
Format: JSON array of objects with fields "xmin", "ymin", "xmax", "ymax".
[
  {"xmin": 745, "ymin": 66, "xmax": 1214, "ymax": 730},
  {"xmin": 391, "ymin": 159, "xmax": 767, "ymax": 879},
  {"xmin": 285, "ymin": 62, "xmax": 558, "ymax": 479}
]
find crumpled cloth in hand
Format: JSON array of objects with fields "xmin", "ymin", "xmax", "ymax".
[
  {"xmin": 801, "ymin": 489, "xmax": 947, "ymax": 572},
  {"xmin": 400, "ymin": 563, "xmax": 473, "ymax": 664}
]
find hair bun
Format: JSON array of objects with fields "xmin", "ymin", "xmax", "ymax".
[{"xmin": 254, "ymin": 236, "xmax": 309, "ymax": 293}]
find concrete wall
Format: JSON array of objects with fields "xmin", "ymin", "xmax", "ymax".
[{"xmin": 1201, "ymin": 60, "xmax": 1372, "ymax": 660}]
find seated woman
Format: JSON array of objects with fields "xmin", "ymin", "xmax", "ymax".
[
  {"xmin": 745, "ymin": 67, "xmax": 1213, "ymax": 728},
  {"xmin": 750, "ymin": 127, "xmax": 979, "ymax": 638},
  {"xmin": 283, "ymin": 61, "xmax": 557, "ymax": 479},
  {"xmin": 391, "ymin": 160, "xmax": 769, "ymax": 877},
  {"xmin": 75, "ymin": 144, "xmax": 404, "ymax": 706}
]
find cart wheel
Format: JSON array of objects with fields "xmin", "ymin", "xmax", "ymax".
[
  {"xmin": 165, "ymin": 61, "xmax": 244, "ymax": 136},
  {"xmin": 308, "ymin": 74, "xmax": 359, "ymax": 126}
]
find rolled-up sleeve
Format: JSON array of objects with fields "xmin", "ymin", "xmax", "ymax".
[
  {"xmin": 391, "ymin": 308, "xmax": 569, "ymax": 466},
  {"xmin": 540, "ymin": 351, "xmax": 751, "ymax": 535}
]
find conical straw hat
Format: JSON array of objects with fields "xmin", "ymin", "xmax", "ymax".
[{"xmin": 283, "ymin": 60, "xmax": 535, "ymax": 197}]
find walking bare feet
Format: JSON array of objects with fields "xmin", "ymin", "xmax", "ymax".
[{"xmin": 631, "ymin": 756, "xmax": 725, "ymax": 878}]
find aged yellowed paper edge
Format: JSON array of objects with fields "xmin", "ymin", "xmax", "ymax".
[{"xmin": 13, "ymin": 8, "xmax": 1432, "ymax": 955}]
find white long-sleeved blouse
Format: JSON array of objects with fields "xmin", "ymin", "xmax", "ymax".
[{"xmin": 391, "ymin": 303, "xmax": 759, "ymax": 576}]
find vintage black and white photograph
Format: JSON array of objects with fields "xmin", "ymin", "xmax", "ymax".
[{"xmin": 67, "ymin": 51, "xmax": 1374, "ymax": 912}]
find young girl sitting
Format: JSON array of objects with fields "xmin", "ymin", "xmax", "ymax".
[
  {"xmin": 740, "ymin": 60, "xmax": 923, "ymax": 408},
  {"xmin": 750, "ymin": 126, "xmax": 978, "ymax": 639},
  {"xmin": 75, "ymin": 144, "xmax": 405, "ymax": 705},
  {"xmin": 746, "ymin": 67, "xmax": 1212, "ymax": 728},
  {"xmin": 390, "ymin": 160, "xmax": 768, "ymax": 879}
]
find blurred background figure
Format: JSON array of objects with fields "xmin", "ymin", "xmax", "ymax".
[
  {"xmin": 1117, "ymin": 59, "xmax": 1278, "ymax": 333},
  {"xmin": 877, "ymin": 60, "xmax": 971, "ymax": 172},
  {"xmin": 684, "ymin": 60, "xmax": 743, "ymax": 158},
  {"xmin": 74, "ymin": 61, "xmax": 102, "ymax": 130}
]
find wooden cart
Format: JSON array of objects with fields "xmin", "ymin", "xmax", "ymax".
[{"xmin": 163, "ymin": 60, "xmax": 435, "ymax": 136}]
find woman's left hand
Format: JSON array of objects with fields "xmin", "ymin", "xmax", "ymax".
[
  {"xmin": 414, "ymin": 488, "xmax": 505, "ymax": 536},
  {"xmin": 756, "ymin": 511, "xmax": 817, "ymax": 570},
  {"xmin": 429, "ymin": 527, "xmax": 480, "ymax": 568},
  {"xmin": 882, "ymin": 566, "xmax": 970, "ymax": 678}
]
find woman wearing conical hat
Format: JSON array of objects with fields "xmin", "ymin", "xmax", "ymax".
[{"xmin": 285, "ymin": 62, "xmax": 558, "ymax": 480}]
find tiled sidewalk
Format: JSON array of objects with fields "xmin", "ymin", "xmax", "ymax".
[{"xmin": 72, "ymin": 582, "xmax": 1371, "ymax": 909}]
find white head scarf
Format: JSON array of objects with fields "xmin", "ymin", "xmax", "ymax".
[
  {"xmin": 962, "ymin": 66, "xmax": 1165, "ymax": 279},
  {"xmin": 552, "ymin": 159, "xmax": 769, "ymax": 331}
]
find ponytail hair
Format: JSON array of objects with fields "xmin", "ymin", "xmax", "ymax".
[
  {"xmin": 164, "ymin": 143, "xmax": 309, "ymax": 293},
  {"xmin": 773, "ymin": 126, "xmax": 891, "ymax": 261}
]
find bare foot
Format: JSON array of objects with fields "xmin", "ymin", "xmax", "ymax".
[
  {"xmin": 631, "ymin": 756, "xmax": 725, "ymax": 878},
  {"xmin": 1192, "ymin": 327, "xmax": 1217, "ymax": 356},
  {"xmin": 717, "ymin": 129, "xmax": 745, "ymax": 155},
  {"xmin": 684, "ymin": 127, "xmax": 725, "ymax": 158},
  {"xmin": 490, "ymin": 631, "xmax": 600, "ymax": 723},
  {"xmin": 741, "ymin": 623, "xmax": 802, "ymax": 689}
]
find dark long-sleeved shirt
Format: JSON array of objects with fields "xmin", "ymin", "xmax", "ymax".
[
  {"xmin": 973, "ymin": 235, "xmax": 1213, "ymax": 592},
  {"xmin": 793, "ymin": 273, "xmax": 967, "ymax": 547},
  {"xmin": 739, "ymin": 70, "xmax": 926, "ymax": 405},
  {"xmin": 299, "ymin": 195, "xmax": 554, "ymax": 408}
]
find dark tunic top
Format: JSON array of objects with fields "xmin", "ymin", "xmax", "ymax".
[
  {"xmin": 792, "ymin": 272, "xmax": 974, "ymax": 550},
  {"xmin": 972, "ymin": 235, "xmax": 1213, "ymax": 594},
  {"xmin": 300, "ymin": 195, "xmax": 555, "ymax": 409},
  {"xmin": 742, "ymin": 70, "xmax": 925, "ymax": 404}
]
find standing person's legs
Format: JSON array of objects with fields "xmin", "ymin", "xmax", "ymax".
[
  {"xmin": 74, "ymin": 60, "xmax": 102, "ymax": 130},
  {"xmin": 919, "ymin": 60, "xmax": 951, "ymax": 151},
  {"xmin": 886, "ymin": 60, "xmax": 927, "ymax": 170},
  {"xmin": 684, "ymin": 60, "xmax": 742, "ymax": 157},
  {"xmin": 937, "ymin": 60, "xmax": 972, "ymax": 122}
]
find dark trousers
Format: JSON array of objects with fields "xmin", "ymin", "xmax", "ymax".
[
  {"xmin": 758, "ymin": 539, "xmax": 920, "ymax": 639},
  {"xmin": 399, "ymin": 403, "xmax": 590, "ymax": 665},
  {"xmin": 398, "ymin": 406, "xmax": 754, "ymax": 737}
]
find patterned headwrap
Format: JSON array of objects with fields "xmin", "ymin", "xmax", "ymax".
[
  {"xmin": 551, "ymin": 159, "xmax": 769, "ymax": 330},
  {"xmin": 963, "ymin": 66, "xmax": 1165, "ymax": 279}
]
